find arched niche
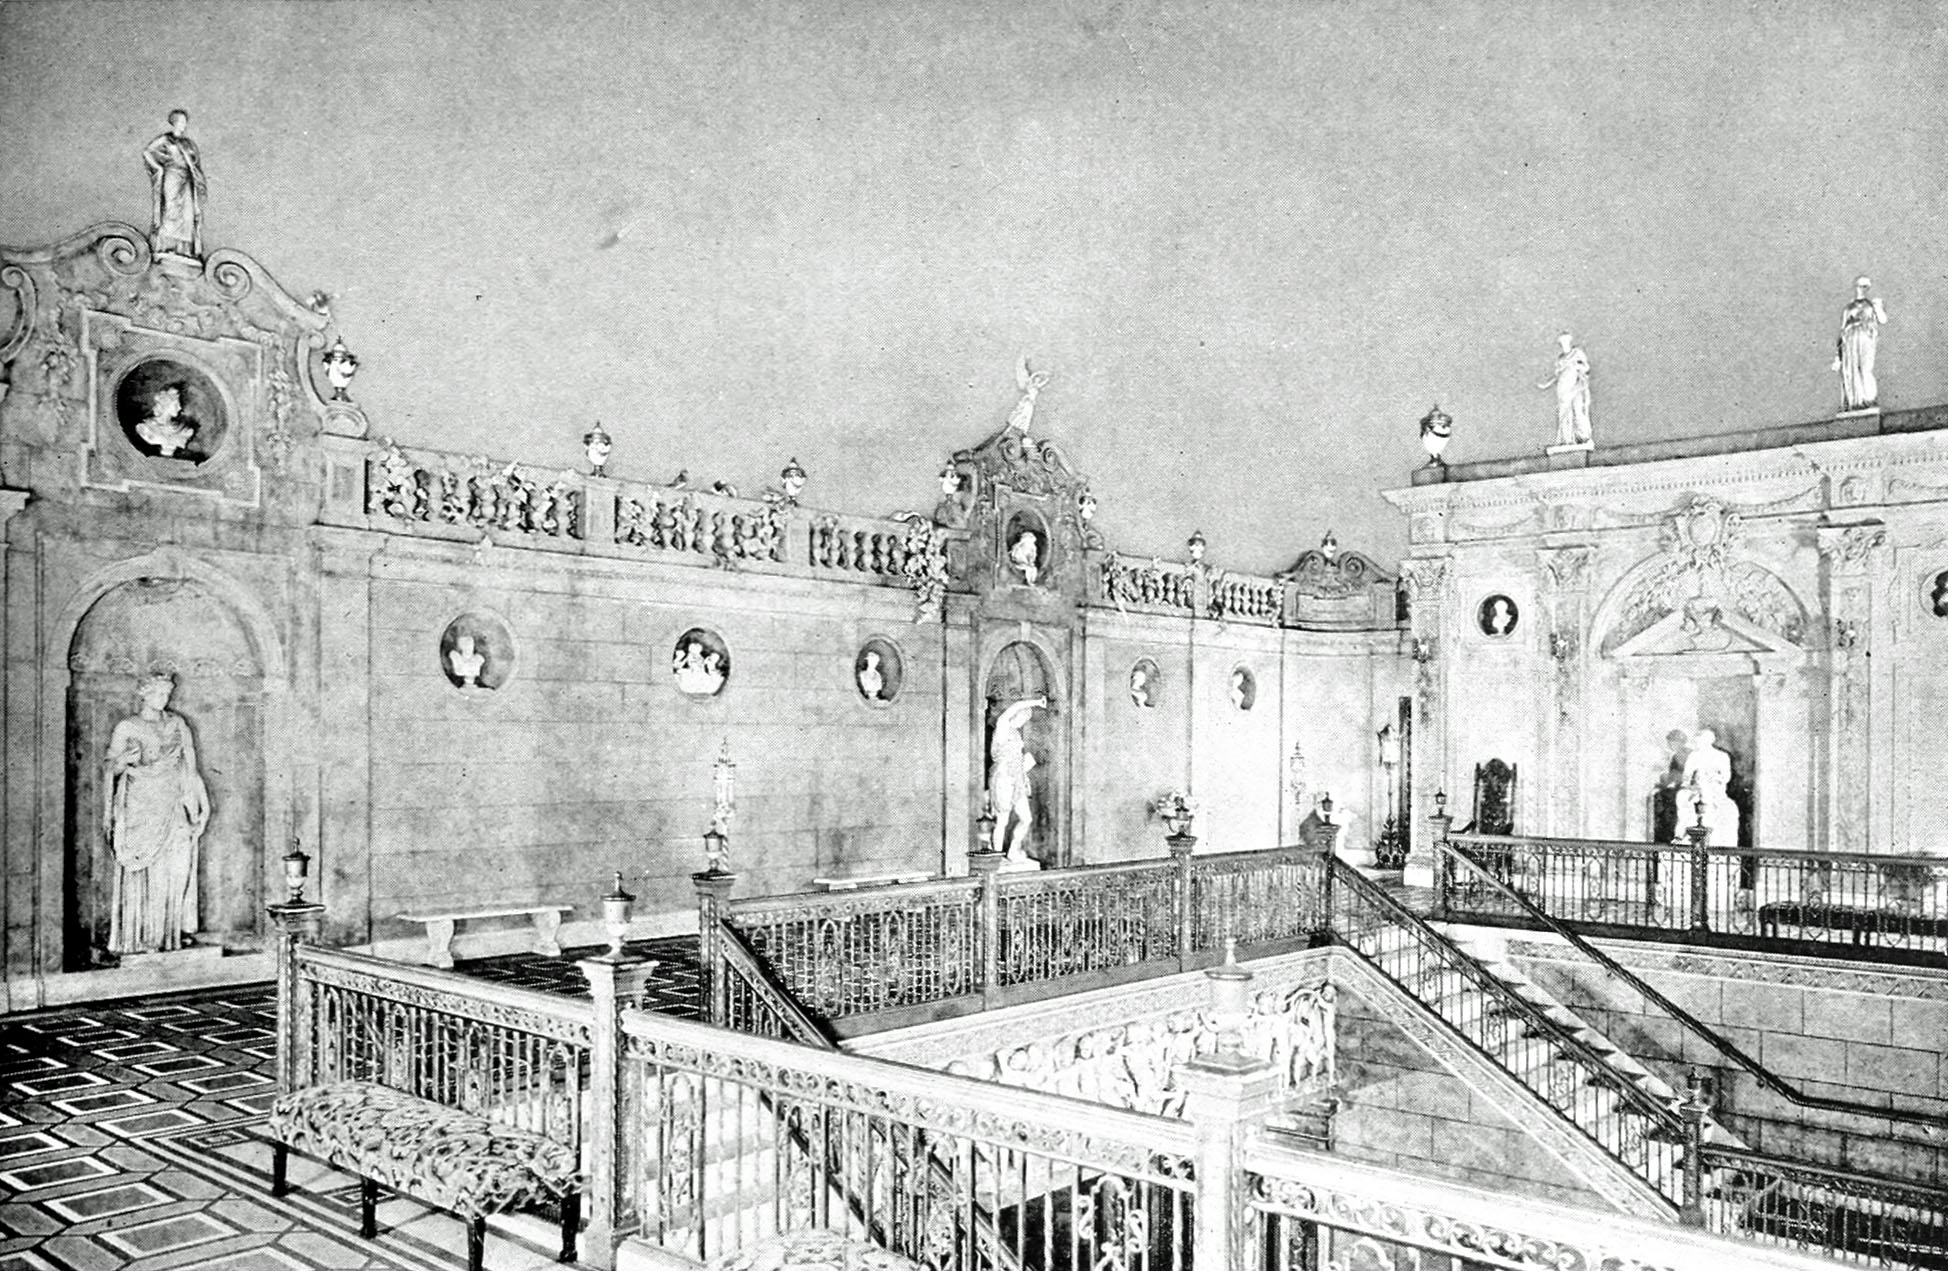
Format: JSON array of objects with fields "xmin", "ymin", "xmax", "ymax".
[
  {"xmin": 1585, "ymin": 554, "xmax": 1811, "ymax": 848},
  {"xmin": 63, "ymin": 576, "xmax": 268, "ymax": 968},
  {"xmin": 981, "ymin": 639, "xmax": 1065, "ymax": 866}
]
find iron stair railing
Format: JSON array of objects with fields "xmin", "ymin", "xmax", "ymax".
[
  {"xmin": 1325, "ymin": 854, "xmax": 1689, "ymax": 1208},
  {"xmin": 1441, "ymin": 838, "xmax": 1948, "ymax": 1137}
]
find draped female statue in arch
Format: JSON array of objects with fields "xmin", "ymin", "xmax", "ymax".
[{"xmin": 102, "ymin": 673, "xmax": 210, "ymax": 954}]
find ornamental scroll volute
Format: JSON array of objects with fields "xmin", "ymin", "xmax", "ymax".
[
  {"xmin": 948, "ymin": 364, "xmax": 1095, "ymax": 615},
  {"xmin": 0, "ymin": 221, "xmax": 356, "ymax": 521}
]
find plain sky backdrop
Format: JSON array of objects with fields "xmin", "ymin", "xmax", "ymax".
[{"xmin": 4, "ymin": 0, "xmax": 1946, "ymax": 570}]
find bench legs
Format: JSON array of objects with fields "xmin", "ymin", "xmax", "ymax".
[
  {"xmin": 559, "ymin": 1190, "xmax": 580, "ymax": 1263},
  {"xmin": 467, "ymin": 1215, "xmax": 486, "ymax": 1271},
  {"xmin": 359, "ymin": 1177, "xmax": 379, "ymax": 1239},
  {"xmin": 270, "ymin": 1143, "xmax": 289, "ymax": 1198}
]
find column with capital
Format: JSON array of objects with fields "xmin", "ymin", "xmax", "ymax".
[
  {"xmin": 1818, "ymin": 524, "xmax": 1886, "ymax": 851},
  {"xmin": 1539, "ymin": 545, "xmax": 1593, "ymax": 838},
  {"xmin": 1399, "ymin": 557, "xmax": 1449, "ymax": 887}
]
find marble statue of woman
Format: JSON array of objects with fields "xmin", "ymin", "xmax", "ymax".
[
  {"xmin": 142, "ymin": 109, "xmax": 207, "ymax": 258},
  {"xmin": 134, "ymin": 384, "xmax": 197, "ymax": 458},
  {"xmin": 102, "ymin": 674, "xmax": 210, "ymax": 955},
  {"xmin": 988, "ymin": 695, "xmax": 1047, "ymax": 860},
  {"xmin": 1538, "ymin": 332, "xmax": 1592, "ymax": 447},
  {"xmin": 1834, "ymin": 277, "xmax": 1889, "ymax": 412},
  {"xmin": 1009, "ymin": 530, "xmax": 1041, "ymax": 586},
  {"xmin": 1679, "ymin": 728, "xmax": 1739, "ymax": 847}
]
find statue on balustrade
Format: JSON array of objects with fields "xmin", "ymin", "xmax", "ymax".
[
  {"xmin": 987, "ymin": 695, "xmax": 1047, "ymax": 862},
  {"xmin": 1834, "ymin": 276, "xmax": 1889, "ymax": 412},
  {"xmin": 101, "ymin": 674, "xmax": 210, "ymax": 955},
  {"xmin": 1680, "ymin": 728, "xmax": 1740, "ymax": 847},
  {"xmin": 1539, "ymin": 332, "xmax": 1592, "ymax": 447},
  {"xmin": 142, "ymin": 110, "xmax": 207, "ymax": 258}
]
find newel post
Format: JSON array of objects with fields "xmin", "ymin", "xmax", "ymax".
[
  {"xmin": 1427, "ymin": 791, "xmax": 1453, "ymax": 920},
  {"xmin": 1176, "ymin": 942, "xmax": 1282, "ymax": 1270},
  {"xmin": 692, "ymin": 870, "xmax": 737, "ymax": 1025},
  {"xmin": 1685, "ymin": 810, "xmax": 1712, "ymax": 933},
  {"xmin": 1677, "ymin": 1069, "xmax": 1712, "ymax": 1227},
  {"xmin": 267, "ymin": 841, "xmax": 326, "ymax": 1097},
  {"xmin": 1168, "ymin": 832, "xmax": 1197, "ymax": 969},
  {"xmin": 967, "ymin": 849, "xmax": 1005, "ymax": 1004},
  {"xmin": 578, "ymin": 952, "xmax": 658, "ymax": 1269}
]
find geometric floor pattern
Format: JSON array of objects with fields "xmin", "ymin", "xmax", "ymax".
[{"xmin": 0, "ymin": 938, "xmax": 703, "ymax": 1271}]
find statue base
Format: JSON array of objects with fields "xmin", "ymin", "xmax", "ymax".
[
  {"xmin": 1836, "ymin": 405, "xmax": 1881, "ymax": 418},
  {"xmin": 1544, "ymin": 441, "xmax": 1593, "ymax": 471},
  {"xmin": 998, "ymin": 854, "xmax": 1042, "ymax": 873},
  {"xmin": 1545, "ymin": 440, "xmax": 1594, "ymax": 454}
]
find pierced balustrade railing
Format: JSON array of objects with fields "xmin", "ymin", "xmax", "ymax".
[
  {"xmin": 1098, "ymin": 553, "xmax": 1198, "ymax": 616},
  {"xmin": 1209, "ymin": 570, "xmax": 1284, "ymax": 624},
  {"xmin": 718, "ymin": 924, "xmax": 836, "ymax": 1048},
  {"xmin": 291, "ymin": 945, "xmax": 593, "ymax": 1153},
  {"xmin": 807, "ymin": 511, "xmax": 915, "ymax": 580},
  {"xmin": 1188, "ymin": 848, "xmax": 1326, "ymax": 951},
  {"xmin": 726, "ymin": 879, "xmax": 983, "ymax": 1020},
  {"xmin": 1327, "ymin": 857, "xmax": 1687, "ymax": 1207},
  {"xmin": 614, "ymin": 481, "xmax": 788, "ymax": 565},
  {"xmin": 365, "ymin": 442, "xmax": 585, "ymax": 542},
  {"xmin": 1442, "ymin": 832, "xmax": 1948, "ymax": 962},
  {"xmin": 992, "ymin": 861, "xmax": 1180, "ymax": 987},
  {"xmin": 1699, "ymin": 1145, "xmax": 1948, "ymax": 1270},
  {"xmin": 617, "ymin": 1007, "xmax": 1198, "ymax": 1269}
]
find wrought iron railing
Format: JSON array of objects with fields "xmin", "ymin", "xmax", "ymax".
[
  {"xmin": 1699, "ymin": 1145, "xmax": 1948, "ymax": 1270},
  {"xmin": 1245, "ymin": 1138, "xmax": 1866, "ymax": 1271},
  {"xmin": 994, "ymin": 860, "xmax": 1180, "ymax": 987},
  {"xmin": 1440, "ymin": 831, "xmax": 1948, "ymax": 964},
  {"xmin": 1440, "ymin": 837, "xmax": 1948, "ymax": 1137},
  {"xmin": 1188, "ymin": 849, "xmax": 1329, "ymax": 952},
  {"xmin": 289, "ymin": 944, "xmax": 594, "ymax": 1153},
  {"xmin": 719, "ymin": 924, "xmax": 837, "ymax": 1049},
  {"xmin": 712, "ymin": 844, "xmax": 1326, "ymax": 1029},
  {"xmin": 616, "ymin": 1006, "xmax": 1199, "ymax": 1268},
  {"xmin": 1325, "ymin": 856, "xmax": 1688, "ymax": 1207},
  {"xmin": 723, "ymin": 878, "xmax": 984, "ymax": 1020}
]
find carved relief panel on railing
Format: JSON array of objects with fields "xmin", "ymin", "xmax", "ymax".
[
  {"xmin": 614, "ymin": 482, "xmax": 784, "ymax": 566},
  {"xmin": 1098, "ymin": 553, "xmax": 1197, "ymax": 616},
  {"xmin": 367, "ymin": 442, "xmax": 584, "ymax": 542}
]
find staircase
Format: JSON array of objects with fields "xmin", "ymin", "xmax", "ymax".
[{"xmin": 1328, "ymin": 859, "xmax": 1710, "ymax": 1215}]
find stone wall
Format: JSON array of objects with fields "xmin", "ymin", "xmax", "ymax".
[
  {"xmin": 1334, "ymin": 978, "xmax": 1613, "ymax": 1210},
  {"xmin": 1506, "ymin": 937, "xmax": 1948, "ymax": 1185}
]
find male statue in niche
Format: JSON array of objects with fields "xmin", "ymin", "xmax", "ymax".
[
  {"xmin": 102, "ymin": 673, "xmax": 210, "ymax": 955},
  {"xmin": 987, "ymin": 695, "xmax": 1047, "ymax": 863}
]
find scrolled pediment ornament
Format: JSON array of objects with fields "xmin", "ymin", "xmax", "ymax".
[{"xmin": 1284, "ymin": 548, "xmax": 1380, "ymax": 600}]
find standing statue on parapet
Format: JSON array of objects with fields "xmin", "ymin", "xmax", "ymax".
[
  {"xmin": 143, "ymin": 109, "xmax": 207, "ymax": 258},
  {"xmin": 1007, "ymin": 356, "xmax": 1050, "ymax": 433},
  {"xmin": 1834, "ymin": 277, "xmax": 1889, "ymax": 412},
  {"xmin": 987, "ymin": 695, "xmax": 1048, "ymax": 861},
  {"xmin": 1539, "ymin": 332, "xmax": 1592, "ymax": 448}
]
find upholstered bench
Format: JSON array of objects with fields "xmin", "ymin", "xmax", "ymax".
[{"xmin": 268, "ymin": 1081, "xmax": 580, "ymax": 1271}]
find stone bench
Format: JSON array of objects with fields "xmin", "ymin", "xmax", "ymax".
[
  {"xmin": 396, "ymin": 905, "xmax": 570, "ymax": 968},
  {"xmin": 268, "ymin": 1080, "xmax": 580, "ymax": 1271},
  {"xmin": 812, "ymin": 871, "xmax": 931, "ymax": 891}
]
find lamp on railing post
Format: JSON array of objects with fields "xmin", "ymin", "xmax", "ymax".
[
  {"xmin": 578, "ymin": 874, "xmax": 657, "ymax": 1271},
  {"xmin": 1685, "ymin": 787, "xmax": 1711, "ymax": 933},
  {"xmin": 1412, "ymin": 786, "xmax": 1450, "ymax": 897},
  {"xmin": 1161, "ymin": 793, "xmax": 1198, "ymax": 968},
  {"xmin": 1677, "ymin": 1068, "xmax": 1712, "ymax": 1227},
  {"xmin": 968, "ymin": 791, "xmax": 1004, "ymax": 1002}
]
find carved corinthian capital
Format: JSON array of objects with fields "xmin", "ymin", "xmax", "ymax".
[
  {"xmin": 1819, "ymin": 523, "xmax": 1886, "ymax": 573},
  {"xmin": 1399, "ymin": 557, "xmax": 1448, "ymax": 603}
]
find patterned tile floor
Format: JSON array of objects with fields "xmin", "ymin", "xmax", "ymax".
[{"xmin": 0, "ymin": 939, "xmax": 700, "ymax": 1271}]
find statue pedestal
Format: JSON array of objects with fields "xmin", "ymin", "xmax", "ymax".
[
  {"xmin": 1837, "ymin": 405, "xmax": 1882, "ymax": 419},
  {"xmin": 998, "ymin": 855, "xmax": 1042, "ymax": 873},
  {"xmin": 1544, "ymin": 441, "xmax": 1593, "ymax": 470}
]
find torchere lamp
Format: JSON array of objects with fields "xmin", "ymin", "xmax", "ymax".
[{"xmin": 1376, "ymin": 723, "xmax": 1404, "ymax": 868}]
